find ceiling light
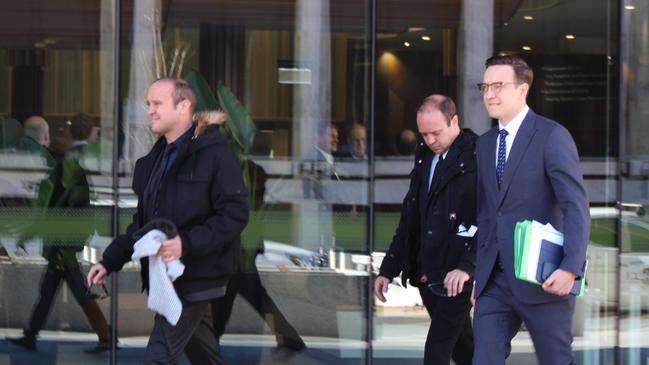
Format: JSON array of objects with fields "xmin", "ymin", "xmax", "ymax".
[
  {"xmin": 625, "ymin": 5, "xmax": 636, "ymax": 10},
  {"xmin": 523, "ymin": 15, "xmax": 534, "ymax": 20},
  {"xmin": 522, "ymin": 46, "xmax": 532, "ymax": 51},
  {"xmin": 377, "ymin": 33, "xmax": 398, "ymax": 40},
  {"xmin": 421, "ymin": 35, "xmax": 431, "ymax": 41},
  {"xmin": 404, "ymin": 42, "xmax": 411, "ymax": 47},
  {"xmin": 408, "ymin": 27, "xmax": 425, "ymax": 32},
  {"xmin": 565, "ymin": 34, "xmax": 576, "ymax": 40}
]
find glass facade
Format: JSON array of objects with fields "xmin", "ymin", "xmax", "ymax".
[{"xmin": 0, "ymin": 0, "xmax": 646, "ymax": 364}]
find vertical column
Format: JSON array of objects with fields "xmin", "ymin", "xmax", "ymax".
[
  {"xmin": 458, "ymin": 0, "xmax": 494, "ymax": 134},
  {"xmin": 293, "ymin": 0, "xmax": 333, "ymax": 251},
  {"xmin": 123, "ymin": 0, "xmax": 160, "ymax": 163},
  {"xmin": 99, "ymin": 0, "xmax": 116, "ymax": 174}
]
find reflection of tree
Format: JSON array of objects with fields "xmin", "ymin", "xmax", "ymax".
[{"xmin": 124, "ymin": 0, "xmax": 190, "ymax": 164}]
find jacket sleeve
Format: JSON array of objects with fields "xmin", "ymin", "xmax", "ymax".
[
  {"xmin": 378, "ymin": 149, "xmax": 424, "ymax": 279},
  {"xmin": 545, "ymin": 125, "xmax": 590, "ymax": 277},
  {"xmin": 100, "ymin": 160, "xmax": 144, "ymax": 273},
  {"xmin": 378, "ymin": 191, "xmax": 411, "ymax": 279},
  {"xmin": 100, "ymin": 202, "xmax": 141, "ymax": 273},
  {"xmin": 455, "ymin": 155, "xmax": 477, "ymax": 277},
  {"xmin": 179, "ymin": 145, "xmax": 249, "ymax": 257}
]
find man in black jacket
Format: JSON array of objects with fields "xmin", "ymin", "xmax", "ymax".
[
  {"xmin": 87, "ymin": 78, "xmax": 248, "ymax": 365},
  {"xmin": 374, "ymin": 95, "xmax": 476, "ymax": 365}
]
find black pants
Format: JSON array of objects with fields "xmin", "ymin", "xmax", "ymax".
[
  {"xmin": 418, "ymin": 287, "xmax": 474, "ymax": 365},
  {"xmin": 211, "ymin": 271, "xmax": 305, "ymax": 350},
  {"xmin": 145, "ymin": 299, "xmax": 225, "ymax": 365},
  {"xmin": 26, "ymin": 250, "xmax": 109, "ymax": 341}
]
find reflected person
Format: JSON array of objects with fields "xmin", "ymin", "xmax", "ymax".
[
  {"xmin": 211, "ymin": 159, "xmax": 306, "ymax": 361},
  {"xmin": 9, "ymin": 113, "xmax": 111, "ymax": 353},
  {"xmin": 15, "ymin": 115, "xmax": 56, "ymax": 168},
  {"xmin": 342, "ymin": 123, "xmax": 367, "ymax": 160},
  {"xmin": 395, "ymin": 128, "xmax": 418, "ymax": 156},
  {"xmin": 375, "ymin": 95, "xmax": 476, "ymax": 365}
]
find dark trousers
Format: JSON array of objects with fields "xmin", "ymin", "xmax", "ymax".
[
  {"xmin": 26, "ymin": 253, "xmax": 109, "ymax": 341},
  {"xmin": 418, "ymin": 287, "xmax": 474, "ymax": 365},
  {"xmin": 145, "ymin": 299, "xmax": 225, "ymax": 365},
  {"xmin": 211, "ymin": 271, "xmax": 305, "ymax": 350},
  {"xmin": 473, "ymin": 270, "xmax": 576, "ymax": 365}
]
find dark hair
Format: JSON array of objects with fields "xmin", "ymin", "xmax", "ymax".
[
  {"xmin": 69, "ymin": 113, "xmax": 98, "ymax": 140},
  {"xmin": 416, "ymin": 94, "xmax": 457, "ymax": 126},
  {"xmin": 154, "ymin": 77, "xmax": 197, "ymax": 111},
  {"xmin": 485, "ymin": 55, "xmax": 534, "ymax": 87}
]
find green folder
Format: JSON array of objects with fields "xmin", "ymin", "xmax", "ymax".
[{"xmin": 513, "ymin": 220, "xmax": 586, "ymax": 296}]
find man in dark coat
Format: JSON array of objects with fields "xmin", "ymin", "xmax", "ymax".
[
  {"xmin": 375, "ymin": 94, "xmax": 476, "ymax": 365},
  {"xmin": 87, "ymin": 78, "xmax": 249, "ymax": 365},
  {"xmin": 9, "ymin": 113, "xmax": 110, "ymax": 353}
]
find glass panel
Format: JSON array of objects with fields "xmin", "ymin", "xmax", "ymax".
[
  {"xmin": 117, "ymin": 0, "xmax": 370, "ymax": 363},
  {"xmin": 0, "ymin": 1, "xmax": 116, "ymax": 363},
  {"xmin": 618, "ymin": 1, "xmax": 649, "ymax": 363},
  {"xmin": 373, "ymin": 0, "xmax": 619, "ymax": 363}
]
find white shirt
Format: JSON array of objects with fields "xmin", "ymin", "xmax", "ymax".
[
  {"xmin": 496, "ymin": 105, "xmax": 529, "ymax": 166},
  {"xmin": 428, "ymin": 151, "xmax": 449, "ymax": 190}
]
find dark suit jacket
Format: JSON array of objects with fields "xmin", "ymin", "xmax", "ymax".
[
  {"xmin": 380, "ymin": 129, "xmax": 477, "ymax": 286},
  {"xmin": 474, "ymin": 108, "xmax": 590, "ymax": 304}
]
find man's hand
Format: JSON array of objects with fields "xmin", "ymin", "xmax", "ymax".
[
  {"xmin": 542, "ymin": 269, "xmax": 576, "ymax": 296},
  {"xmin": 157, "ymin": 235, "xmax": 183, "ymax": 262},
  {"xmin": 443, "ymin": 269, "xmax": 470, "ymax": 297},
  {"xmin": 87, "ymin": 263, "xmax": 108, "ymax": 287},
  {"xmin": 374, "ymin": 276, "xmax": 391, "ymax": 303}
]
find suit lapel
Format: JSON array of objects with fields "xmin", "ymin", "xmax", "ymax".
[
  {"xmin": 496, "ymin": 110, "xmax": 537, "ymax": 208},
  {"xmin": 419, "ymin": 150, "xmax": 433, "ymax": 210},
  {"xmin": 428, "ymin": 143, "xmax": 459, "ymax": 197},
  {"xmin": 483, "ymin": 128, "xmax": 499, "ymax": 201}
]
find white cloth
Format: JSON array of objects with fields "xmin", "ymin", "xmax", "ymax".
[{"xmin": 131, "ymin": 229, "xmax": 185, "ymax": 326}]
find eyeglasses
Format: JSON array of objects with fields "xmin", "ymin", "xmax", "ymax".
[
  {"xmin": 476, "ymin": 81, "xmax": 519, "ymax": 95},
  {"xmin": 427, "ymin": 282, "xmax": 473, "ymax": 297},
  {"xmin": 86, "ymin": 284, "xmax": 110, "ymax": 300}
]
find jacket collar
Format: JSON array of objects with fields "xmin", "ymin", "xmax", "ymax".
[
  {"xmin": 495, "ymin": 108, "xmax": 538, "ymax": 208},
  {"xmin": 426, "ymin": 129, "xmax": 476, "ymax": 197}
]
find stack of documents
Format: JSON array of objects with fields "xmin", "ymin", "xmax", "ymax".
[{"xmin": 514, "ymin": 220, "xmax": 586, "ymax": 296}]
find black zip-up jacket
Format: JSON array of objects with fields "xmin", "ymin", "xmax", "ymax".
[
  {"xmin": 101, "ymin": 124, "xmax": 249, "ymax": 297},
  {"xmin": 379, "ymin": 129, "xmax": 477, "ymax": 287}
]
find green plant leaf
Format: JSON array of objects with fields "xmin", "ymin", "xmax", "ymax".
[
  {"xmin": 184, "ymin": 68, "xmax": 220, "ymax": 112},
  {"xmin": 216, "ymin": 81, "xmax": 256, "ymax": 154}
]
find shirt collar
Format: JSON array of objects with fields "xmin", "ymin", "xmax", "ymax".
[
  {"xmin": 165, "ymin": 125, "xmax": 195, "ymax": 150},
  {"xmin": 498, "ymin": 105, "xmax": 529, "ymax": 139},
  {"xmin": 314, "ymin": 146, "xmax": 335, "ymax": 165},
  {"xmin": 72, "ymin": 140, "xmax": 88, "ymax": 148}
]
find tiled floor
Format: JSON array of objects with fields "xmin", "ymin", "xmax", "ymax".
[{"xmin": 1, "ymin": 336, "xmax": 645, "ymax": 365}]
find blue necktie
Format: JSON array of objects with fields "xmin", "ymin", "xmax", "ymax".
[{"xmin": 496, "ymin": 129, "xmax": 508, "ymax": 189}]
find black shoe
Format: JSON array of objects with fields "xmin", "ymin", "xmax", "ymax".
[
  {"xmin": 8, "ymin": 336, "xmax": 36, "ymax": 351},
  {"xmin": 271, "ymin": 344, "xmax": 305, "ymax": 361},
  {"xmin": 83, "ymin": 340, "xmax": 119, "ymax": 354}
]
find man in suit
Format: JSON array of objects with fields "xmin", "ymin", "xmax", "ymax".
[
  {"xmin": 375, "ymin": 95, "xmax": 476, "ymax": 365},
  {"xmin": 87, "ymin": 78, "xmax": 248, "ymax": 364},
  {"xmin": 472, "ymin": 55, "xmax": 590, "ymax": 364}
]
